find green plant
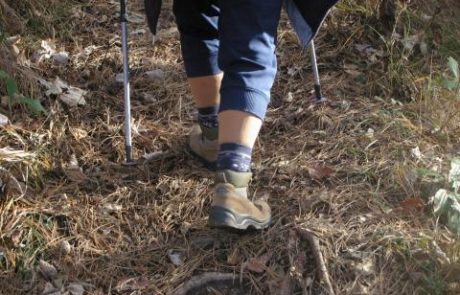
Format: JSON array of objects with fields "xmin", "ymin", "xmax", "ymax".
[
  {"xmin": 441, "ymin": 57, "xmax": 460, "ymax": 99},
  {"xmin": 432, "ymin": 157, "xmax": 460, "ymax": 235},
  {"xmin": 0, "ymin": 69, "xmax": 47, "ymax": 115}
]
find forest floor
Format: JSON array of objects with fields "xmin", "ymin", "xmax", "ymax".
[{"xmin": 1, "ymin": 0, "xmax": 460, "ymax": 294}]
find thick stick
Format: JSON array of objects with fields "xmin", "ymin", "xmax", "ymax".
[
  {"xmin": 297, "ymin": 228, "xmax": 335, "ymax": 295},
  {"xmin": 171, "ymin": 272, "xmax": 239, "ymax": 295}
]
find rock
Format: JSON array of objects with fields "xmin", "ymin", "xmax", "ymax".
[
  {"xmin": 38, "ymin": 260, "xmax": 58, "ymax": 280},
  {"xmin": 0, "ymin": 113, "xmax": 9, "ymax": 126}
]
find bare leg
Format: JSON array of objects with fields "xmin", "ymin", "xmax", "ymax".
[
  {"xmin": 218, "ymin": 110, "xmax": 262, "ymax": 148},
  {"xmin": 187, "ymin": 74, "xmax": 223, "ymax": 166},
  {"xmin": 188, "ymin": 74, "xmax": 223, "ymax": 108}
]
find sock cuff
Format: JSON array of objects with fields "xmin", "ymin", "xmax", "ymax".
[
  {"xmin": 198, "ymin": 105, "xmax": 219, "ymax": 115},
  {"xmin": 219, "ymin": 143, "xmax": 252, "ymax": 155}
]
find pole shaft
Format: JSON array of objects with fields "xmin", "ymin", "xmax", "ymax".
[
  {"xmin": 121, "ymin": 1, "xmax": 132, "ymax": 162},
  {"xmin": 310, "ymin": 41, "xmax": 324, "ymax": 102}
]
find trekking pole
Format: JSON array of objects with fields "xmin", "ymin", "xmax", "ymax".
[
  {"xmin": 310, "ymin": 41, "xmax": 326, "ymax": 103},
  {"xmin": 120, "ymin": 0, "xmax": 134, "ymax": 164}
]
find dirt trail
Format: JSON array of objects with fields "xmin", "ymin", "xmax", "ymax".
[{"xmin": 0, "ymin": 1, "xmax": 459, "ymax": 294}]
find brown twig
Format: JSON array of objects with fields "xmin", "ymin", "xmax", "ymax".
[
  {"xmin": 171, "ymin": 272, "xmax": 239, "ymax": 295},
  {"xmin": 296, "ymin": 228, "xmax": 335, "ymax": 295}
]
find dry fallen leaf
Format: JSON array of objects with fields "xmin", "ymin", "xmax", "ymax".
[
  {"xmin": 70, "ymin": 128, "xmax": 88, "ymax": 140},
  {"xmin": 227, "ymin": 248, "xmax": 241, "ymax": 266},
  {"xmin": 115, "ymin": 277, "xmax": 150, "ymax": 292},
  {"xmin": 103, "ymin": 203, "xmax": 123, "ymax": 213},
  {"xmin": 63, "ymin": 155, "xmax": 87, "ymax": 183},
  {"xmin": 246, "ymin": 253, "xmax": 271, "ymax": 273},
  {"xmin": 307, "ymin": 164, "xmax": 335, "ymax": 180},
  {"xmin": 354, "ymin": 257, "xmax": 375, "ymax": 275},
  {"xmin": 31, "ymin": 39, "xmax": 56, "ymax": 64},
  {"xmin": 394, "ymin": 198, "xmax": 425, "ymax": 214},
  {"xmin": 38, "ymin": 77, "xmax": 87, "ymax": 106},
  {"xmin": 10, "ymin": 229, "xmax": 22, "ymax": 247},
  {"xmin": 0, "ymin": 147, "xmax": 36, "ymax": 162},
  {"xmin": 38, "ymin": 260, "xmax": 58, "ymax": 280}
]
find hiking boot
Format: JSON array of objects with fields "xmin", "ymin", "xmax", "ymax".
[
  {"xmin": 188, "ymin": 124, "xmax": 219, "ymax": 170},
  {"xmin": 208, "ymin": 170, "xmax": 271, "ymax": 230}
]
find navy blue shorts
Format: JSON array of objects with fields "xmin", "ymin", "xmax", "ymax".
[{"xmin": 173, "ymin": 0, "xmax": 283, "ymax": 120}]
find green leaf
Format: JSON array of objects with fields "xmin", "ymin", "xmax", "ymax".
[
  {"xmin": 442, "ymin": 79, "xmax": 459, "ymax": 91},
  {"xmin": 433, "ymin": 189, "xmax": 451, "ymax": 217},
  {"xmin": 447, "ymin": 56, "xmax": 459, "ymax": 80},
  {"xmin": 416, "ymin": 168, "xmax": 444, "ymax": 182},
  {"xmin": 433, "ymin": 189, "xmax": 460, "ymax": 235},
  {"xmin": 0, "ymin": 70, "xmax": 10, "ymax": 80},
  {"xmin": 449, "ymin": 158, "xmax": 460, "ymax": 193},
  {"xmin": 19, "ymin": 96, "xmax": 47, "ymax": 115},
  {"xmin": 446, "ymin": 196, "xmax": 460, "ymax": 235},
  {"xmin": 6, "ymin": 77, "xmax": 18, "ymax": 99}
]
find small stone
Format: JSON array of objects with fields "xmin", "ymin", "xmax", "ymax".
[
  {"xmin": 284, "ymin": 92, "xmax": 294, "ymax": 103},
  {"xmin": 167, "ymin": 250, "xmax": 184, "ymax": 266},
  {"xmin": 68, "ymin": 283, "xmax": 84, "ymax": 295},
  {"xmin": 52, "ymin": 52, "xmax": 70, "ymax": 65},
  {"xmin": 142, "ymin": 93, "xmax": 156, "ymax": 103},
  {"xmin": 0, "ymin": 113, "xmax": 9, "ymax": 126},
  {"xmin": 145, "ymin": 69, "xmax": 165, "ymax": 82},
  {"xmin": 42, "ymin": 282, "xmax": 58, "ymax": 295},
  {"xmin": 38, "ymin": 260, "xmax": 58, "ymax": 280},
  {"xmin": 59, "ymin": 240, "xmax": 72, "ymax": 255}
]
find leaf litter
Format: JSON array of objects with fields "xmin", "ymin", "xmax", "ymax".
[
  {"xmin": 1, "ymin": 0, "xmax": 460, "ymax": 295},
  {"xmin": 38, "ymin": 77, "xmax": 87, "ymax": 107}
]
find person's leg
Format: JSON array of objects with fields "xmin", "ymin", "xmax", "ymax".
[
  {"xmin": 208, "ymin": 0, "xmax": 283, "ymax": 230},
  {"xmin": 173, "ymin": 0, "xmax": 222, "ymax": 166},
  {"xmin": 218, "ymin": 111, "xmax": 262, "ymax": 147},
  {"xmin": 189, "ymin": 74, "xmax": 223, "ymax": 108}
]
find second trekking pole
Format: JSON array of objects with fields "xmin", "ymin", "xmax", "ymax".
[
  {"xmin": 120, "ymin": 0, "xmax": 133, "ymax": 164},
  {"xmin": 310, "ymin": 40, "xmax": 326, "ymax": 103}
]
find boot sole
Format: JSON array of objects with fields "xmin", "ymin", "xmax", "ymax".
[
  {"xmin": 186, "ymin": 144, "xmax": 217, "ymax": 171},
  {"xmin": 208, "ymin": 206, "xmax": 271, "ymax": 230}
]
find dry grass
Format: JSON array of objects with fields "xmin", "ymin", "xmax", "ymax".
[{"xmin": 1, "ymin": 0, "xmax": 459, "ymax": 294}]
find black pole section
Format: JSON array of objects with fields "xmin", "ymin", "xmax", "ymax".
[
  {"xmin": 120, "ymin": 0, "xmax": 127, "ymax": 22},
  {"xmin": 314, "ymin": 84, "xmax": 323, "ymax": 101},
  {"xmin": 310, "ymin": 41, "xmax": 326, "ymax": 103}
]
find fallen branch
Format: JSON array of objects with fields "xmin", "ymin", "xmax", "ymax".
[
  {"xmin": 297, "ymin": 228, "xmax": 335, "ymax": 295},
  {"xmin": 171, "ymin": 272, "xmax": 239, "ymax": 295}
]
